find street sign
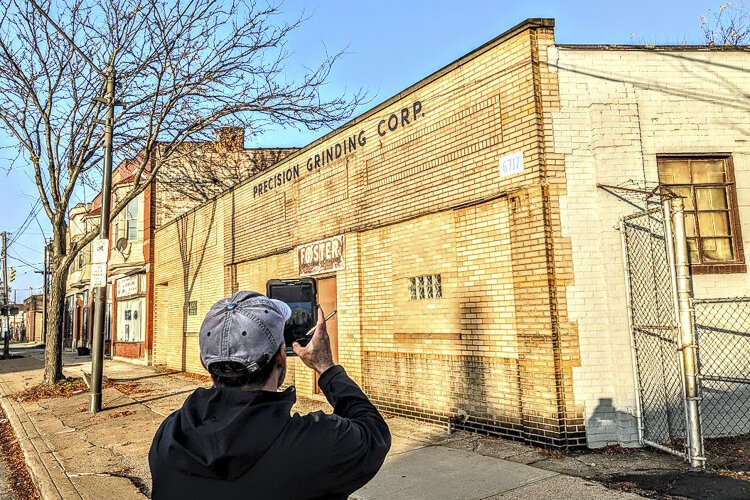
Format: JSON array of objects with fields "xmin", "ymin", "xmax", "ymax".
[
  {"xmin": 92, "ymin": 238, "xmax": 109, "ymax": 264},
  {"xmin": 91, "ymin": 262, "xmax": 107, "ymax": 287}
]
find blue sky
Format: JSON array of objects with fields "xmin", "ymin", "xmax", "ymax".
[{"xmin": 0, "ymin": 0, "xmax": 727, "ymax": 301}]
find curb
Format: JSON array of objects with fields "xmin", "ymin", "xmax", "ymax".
[{"xmin": 0, "ymin": 385, "xmax": 83, "ymax": 499}]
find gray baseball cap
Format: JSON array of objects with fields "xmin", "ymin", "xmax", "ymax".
[{"xmin": 199, "ymin": 291, "xmax": 292, "ymax": 374}]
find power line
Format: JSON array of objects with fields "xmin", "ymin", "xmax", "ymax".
[
  {"xmin": 7, "ymin": 248, "xmax": 42, "ymax": 272},
  {"xmin": 10, "ymin": 241, "xmax": 43, "ymax": 254},
  {"xmin": 8, "ymin": 200, "xmax": 42, "ymax": 247}
]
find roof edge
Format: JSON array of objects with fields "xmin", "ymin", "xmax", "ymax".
[
  {"xmin": 251, "ymin": 18, "xmax": 555, "ymax": 171},
  {"xmin": 557, "ymin": 43, "xmax": 750, "ymax": 51},
  {"xmin": 156, "ymin": 18, "xmax": 555, "ymax": 235}
]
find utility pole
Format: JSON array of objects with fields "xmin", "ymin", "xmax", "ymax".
[
  {"xmin": 2, "ymin": 231, "xmax": 9, "ymax": 358},
  {"xmin": 89, "ymin": 66, "xmax": 116, "ymax": 413}
]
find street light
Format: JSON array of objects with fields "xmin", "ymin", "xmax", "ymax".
[{"xmin": 29, "ymin": 0, "xmax": 117, "ymax": 412}]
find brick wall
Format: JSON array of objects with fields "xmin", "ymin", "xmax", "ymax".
[
  {"xmin": 552, "ymin": 46, "xmax": 750, "ymax": 447},
  {"xmin": 153, "ymin": 199, "xmax": 225, "ymax": 374},
  {"xmin": 153, "ymin": 20, "xmax": 585, "ymax": 447}
]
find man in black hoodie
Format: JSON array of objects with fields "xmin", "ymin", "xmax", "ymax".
[{"xmin": 149, "ymin": 291, "xmax": 391, "ymax": 499}]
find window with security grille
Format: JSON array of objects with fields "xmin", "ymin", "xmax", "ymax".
[
  {"xmin": 658, "ymin": 156, "xmax": 745, "ymax": 273},
  {"xmin": 408, "ymin": 274, "xmax": 442, "ymax": 300}
]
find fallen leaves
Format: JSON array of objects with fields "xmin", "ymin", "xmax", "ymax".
[
  {"xmin": 11, "ymin": 378, "xmax": 88, "ymax": 403},
  {"xmin": 0, "ymin": 406, "xmax": 40, "ymax": 499},
  {"xmin": 107, "ymin": 410, "xmax": 137, "ymax": 419}
]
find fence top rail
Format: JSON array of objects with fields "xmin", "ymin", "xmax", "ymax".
[
  {"xmin": 621, "ymin": 207, "xmax": 663, "ymax": 222},
  {"xmin": 693, "ymin": 297, "xmax": 750, "ymax": 305}
]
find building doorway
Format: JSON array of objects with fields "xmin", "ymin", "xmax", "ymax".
[{"xmin": 314, "ymin": 276, "xmax": 338, "ymax": 394}]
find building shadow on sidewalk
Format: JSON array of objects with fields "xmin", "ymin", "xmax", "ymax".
[
  {"xmin": 106, "ymin": 372, "xmax": 178, "ymax": 383},
  {"xmin": 106, "ymin": 388, "xmax": 196, "ymax": 411}
]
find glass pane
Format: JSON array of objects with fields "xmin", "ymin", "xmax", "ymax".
[
  {"xmin": 127, "ymin": 221, "xmax": 138, "ymax": 240},
  {"xmin": 687, "ymin": 238, "xmax": 699, "ymax": 263},
  {"xmin": 691, "ymin": 159, "xmax": 726, "ymax": 183},
  {"xmin": 698, "ymin": 212, "xmax": 731, "ymax": 237},
  {"xmin": 126, "ymin": 199, "xmax": 138, "ymax": 218},
  {"xmin": 671, "ymin": 186, "xmax": 694, "ymax": 210},
  {"xmin": 701, "ymin": 237, "xmax": 734, "ymax": 262},
  {"xmin": 696, "ymin": 187, "xmax": 729, "ymax": 210},
  {"xmin": 685, "ymin": 213, "xmax": 697, "ymax": 237},
  {"xmin": 658, "ymin": 160, "xmax": 691, "ymax": 184}
]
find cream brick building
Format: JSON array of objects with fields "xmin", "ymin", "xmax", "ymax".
[
  {"xmin": 152, "ymin": 19, "xmax": 750, "ymax": 448},
  {"xmin": 552, "ymin": 45, "xmax": 750, "ymax": 447}
]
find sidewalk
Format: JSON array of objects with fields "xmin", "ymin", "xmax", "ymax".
[{"xmin": 0, "ymin": 345, "xmax": 650, "ymax": 500}]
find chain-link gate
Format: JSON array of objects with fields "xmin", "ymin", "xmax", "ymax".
[
  {"xmin": 621, "ymin": 206, "xmax": 688, "ymax": 458},
  {"xmin": 618, "ymin": 192, "xmax": 750, "ymax": 467},
  {"xmin": 694, "ymin": 297, "xmax": 750, "ymax": 438}
]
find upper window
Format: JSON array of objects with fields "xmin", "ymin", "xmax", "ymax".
[
  {"xmin": 658, "ymin": 156, "xmax": 745, "ymax": 273},
  {"xmin": 126, "ymin": 198, "xmax": 139, "ymax": 241}
]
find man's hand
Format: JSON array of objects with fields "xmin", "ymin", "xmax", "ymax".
[{"xmin": 293, "ymin": 306, "xmax": 335, "ymax": 375}]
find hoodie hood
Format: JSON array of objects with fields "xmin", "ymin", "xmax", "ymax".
[{"xmin": 153, "ymin": 385, "xmax": 295, "ymax": 481}]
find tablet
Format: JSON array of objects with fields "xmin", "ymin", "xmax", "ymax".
[{"xmin": 266, "ymin": 278, "xmax": 317, "ymax": 355}]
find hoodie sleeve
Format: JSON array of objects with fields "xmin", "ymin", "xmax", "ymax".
[{"xmin": 316, "ymin": 365, "xmax": 391, "ymax": 492}]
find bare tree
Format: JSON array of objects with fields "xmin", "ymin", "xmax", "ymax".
[
  {"xmin": 156, "ymin": 130, "xmax": 298, "ymax": 205},
  {"xmin": 701, "ymin": 2, "xmax": 750, "ymax": 45},
  {"xmin": 0, "ymin": 0, "xmax": 363, "ymax": 384}
]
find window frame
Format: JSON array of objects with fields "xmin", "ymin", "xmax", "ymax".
[
  {"xmin": 126, "ymin": 198, "xmax": 139, "ymax": 241},
  {"xmin": 657, "ymin": 154, "xmax": 746, "ymax": 274}
]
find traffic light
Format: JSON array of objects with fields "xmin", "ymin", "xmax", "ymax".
[{"xmin": 8, "ymin": 267, "xmax": 15, "ymax": 282}]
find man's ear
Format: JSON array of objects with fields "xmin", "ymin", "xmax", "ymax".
[{"xmin": 276, "ymin": 343, "xmax": 286, "ymax": 366}]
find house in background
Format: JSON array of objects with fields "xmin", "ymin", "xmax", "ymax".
[
  {"xmin": 22, "ymin": 294, "xmax": 44, "ymax": 344},
  {"xmin": 64, "ymin": 127, "xmax": 297, "ymax": 364},
  {"xmin": 64, "ymin": 202, "xmax": 96, "ymax": 351}
]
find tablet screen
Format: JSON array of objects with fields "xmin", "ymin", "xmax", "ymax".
[{"xmin": 267, "ymin": 281, "xmax": 316, "ymax": 352}]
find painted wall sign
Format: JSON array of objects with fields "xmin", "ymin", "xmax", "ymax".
[
  {"xmin": 499, "ymin": 151, "xmax": 524, "ymax": 177},
  {"xmin": 253, "ymin": 101, "xmax": 424, "ymax": 198},
  {"xmin": 116, "ymin": 276, "xmax": 139, "ymax": 298},
  {"xmin": 297, "ymin": 235, "xmax": 345, "ymax": 276}
]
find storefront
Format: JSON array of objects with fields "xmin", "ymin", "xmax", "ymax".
[{"xmin": 112, "ymin": 274, "xmax": 148, "ymax": 361}]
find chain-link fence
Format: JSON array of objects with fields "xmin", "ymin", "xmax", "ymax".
[
  {"xmin": 622, "ymin": 207, "xmax": 687, "ymax": 456},
  {"xmin": 694, "ymin": 298, "xmax": 750, "ymax": 438},
  {"xmin": 622, "ymin": 199, "xmax": 750, "ymax": 467}
]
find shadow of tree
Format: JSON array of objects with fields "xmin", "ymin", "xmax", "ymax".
[{"xmin": 176, "ymin": 200, "xmax": 218, "ymax": 371}]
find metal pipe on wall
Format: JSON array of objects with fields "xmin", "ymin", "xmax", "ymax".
[{"xmin": 670, "ymin": 197, "xmax": 705, "ymax": 470}]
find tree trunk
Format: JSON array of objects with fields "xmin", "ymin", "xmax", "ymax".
[
  {"xmin": 42, "ymin": 265, "xmax": 68, "ymax": 384},
  {"xmin": 43, "ymin": 222, "xmax": 69, "ymax": 385}
]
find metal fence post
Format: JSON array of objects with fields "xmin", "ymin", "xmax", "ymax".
[{"xmin": 670, "ymin": 197, "xmax": 705, "ymax": 469}]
